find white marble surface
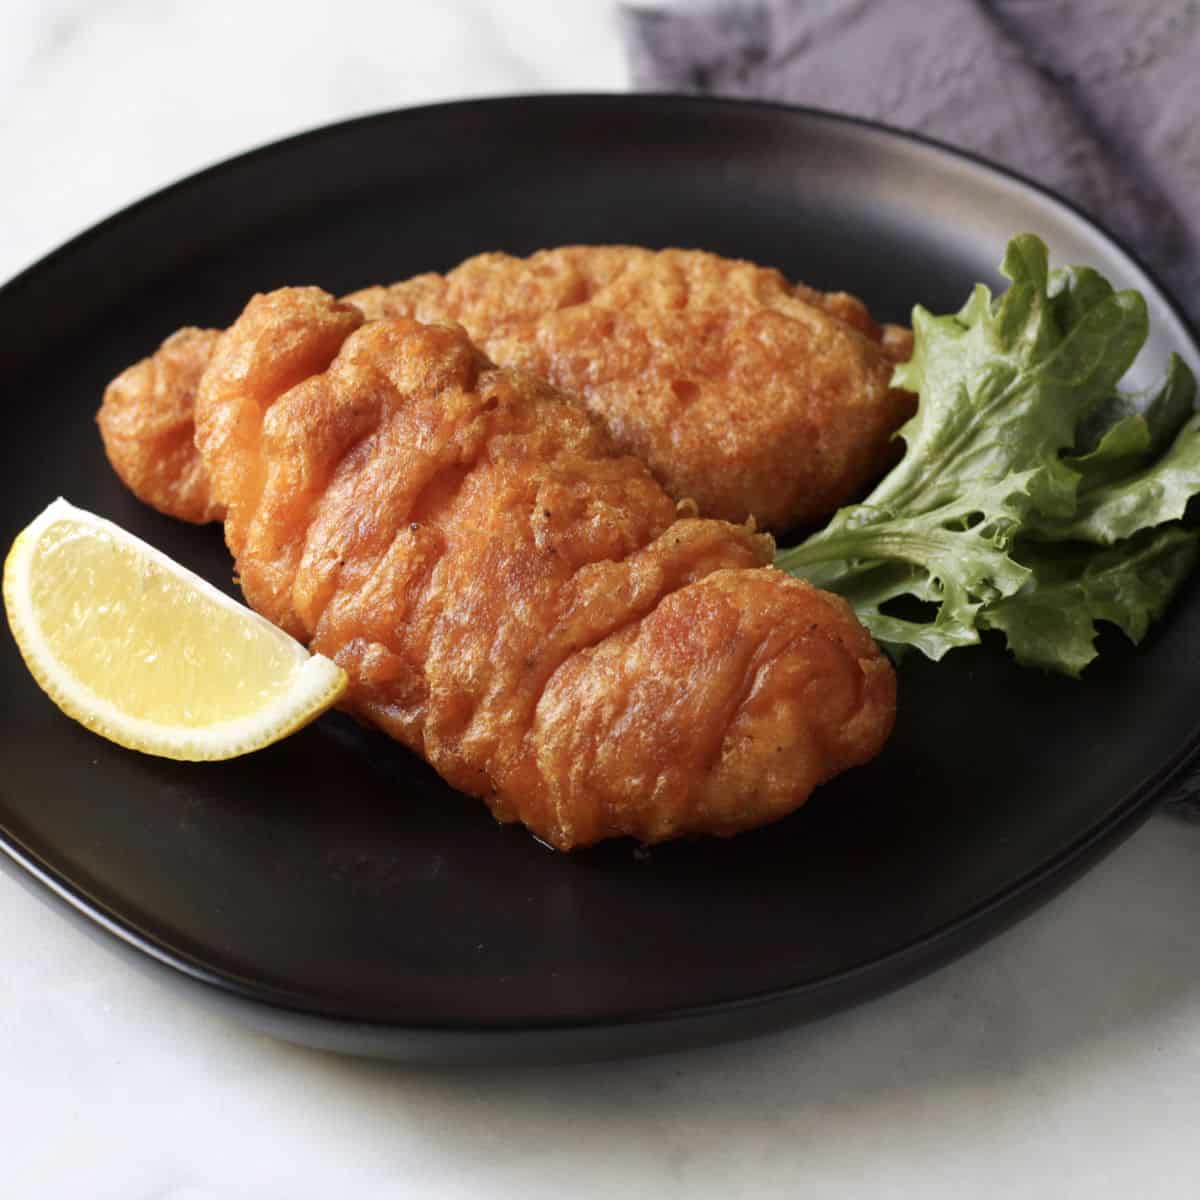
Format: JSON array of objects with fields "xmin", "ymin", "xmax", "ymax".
[{"xmin": 3, "ymin": 2, "xmax": 1200, "ymax": 1196}]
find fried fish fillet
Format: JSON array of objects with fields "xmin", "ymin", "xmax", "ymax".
[
  {"xmin": 351, "ymin": 247, "xmax": 915, "ymax": 529},
  {"xmin": 98, "ymin": 246, "xmax": 913, "ymax": 531},
  {"xmin": 187, "ymin": 287, "xmax": 895, "ymax": 848},
  {"xmin": 97, "ymin": 327, "xmax": 226, "ymax": 525}
]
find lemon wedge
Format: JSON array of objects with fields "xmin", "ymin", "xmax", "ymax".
[{"xmin": 3, "ymin": 498, "xmax": 347, "ymax": 761}]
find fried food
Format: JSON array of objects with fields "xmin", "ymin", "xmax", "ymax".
[
  {"xmin": 97, "ymin": 327, "xmax": 225, "ymax": 524},
  {"xmin": 350, "ymin": 247, "xmax": 915, "ymax": 529},
  {"xmin": 189, "ymin": 288, "xmax": 896, "ymax": 848},
  {"xmin": 98, "ymin": 246, "xmax": 913, "ymax": 530}
]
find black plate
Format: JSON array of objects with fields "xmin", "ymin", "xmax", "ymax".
[{"xmin": 3, "ymin": 95, "xmax": 1198, "ymax": 1064}]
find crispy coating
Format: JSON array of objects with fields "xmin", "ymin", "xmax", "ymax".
[
  {"xmin": 349, "ymin": 246, "xmax": 916, "ymax": 529},
  {"xmin": 98, "ymin": 246, "xmax": 913, "ymax": 531},
  {"xmin": 96, "ymin": 327, "xmax": 226, "ymax": 524},
  {"xmin": 191, "ymin": 288, "xmax": 896, "ymax": 848}
]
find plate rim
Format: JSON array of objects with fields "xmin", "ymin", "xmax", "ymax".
[
  {"xmin": 0, "ymin": 723, "xmax": 1193, "ymax": 1036},
  {"xmin": 4, "ymin": 92, "xmax": 1198, "ymax": 350},
  {"xmin": 3, "ymin": 91, "xmax": 1198, "ymax": 1043}
]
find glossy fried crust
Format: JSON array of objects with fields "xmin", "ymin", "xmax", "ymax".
[
  {"xmin": 192, "ymin": 288, "xmax": 896, "ymax": 848},
  {"xmin": 98, "ymin": 246, "xmax": 912, "ymax": 531},
  {"xmin": 96, "ymin": 327, "xmax": 226, "ymax": 524},
  {"xmin": 349, "ymin": 246, "xmax": 915, "ymax": 530}
]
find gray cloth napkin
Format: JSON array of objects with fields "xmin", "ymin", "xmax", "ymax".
[
  {"xmin": 621, "ymin": 0, "xmax": 1200, "ymax": 817},
  {"xmin": 622, "ymin": 0, "xmax": 1200, "ymax": 323}
]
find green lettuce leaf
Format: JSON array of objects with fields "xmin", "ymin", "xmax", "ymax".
[
  {"xmin": 777, "ymin": 479, "xmax": 1033, "ymax": 660},
  {"xmin": 774, "ymin": 234, "xmax": 1200, "ymax": 674},
  {"xmin": 1070, "ymin": 353, "xmax": 1195, "ymax": 479},
  {"xmin": 980, "ymin": 527, "xmax": 1200, "ymax": 677},
  {"xmin": 873, "ymin": 238, "xmax": 1146, "ymax": 524},
  {"xmin": 1031, "ymin": 358, "xmax": 1200, "ymax": 544},
  {"xmin": 1049, "ymin": 413, "xmax": 1200, "ymax": 545}
]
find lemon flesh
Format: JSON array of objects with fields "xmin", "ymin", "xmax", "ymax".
[{"xmin": 3, "ymin": 498, "xmax": 347, "ymax": 760}]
